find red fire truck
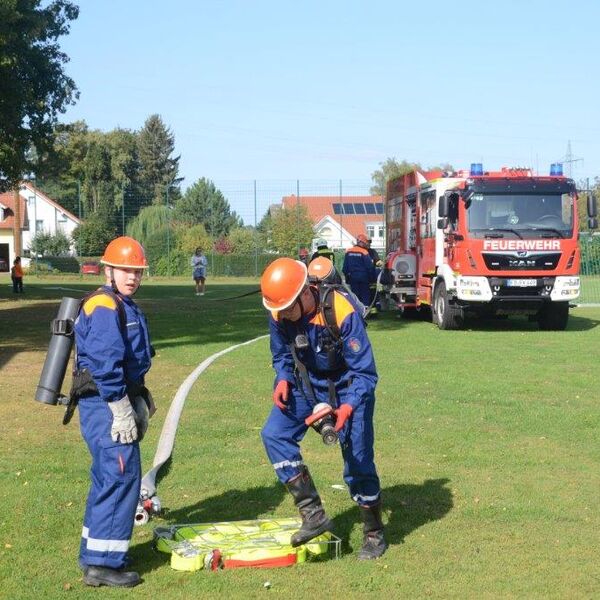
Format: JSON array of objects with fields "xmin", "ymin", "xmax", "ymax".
[{"xmin": 384, "ymin": 163, "xmax": 597, "ymax": 330}]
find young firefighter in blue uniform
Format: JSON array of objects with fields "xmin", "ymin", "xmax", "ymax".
[
  {"xmin": 74, "ymin": 236, "xmax": 153, "ymax": 588},
  {"xmin": 342, "ymin": 234, "xmax": 377, "ymax": 307},
  {"xmin": 260, "ymin": 257, "xmax": 387, "ymax": 559}
]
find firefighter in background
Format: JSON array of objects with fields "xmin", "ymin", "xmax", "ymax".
[
  {"xmin": 367, "ymin": 239, "xmax": 383, "ymax": 316},
  {"xmin": 311, "ymin": 238, "xmax": 335, "ymax": 263},
  {"xmin": 342, "ymin": 234, "xmax": 377, "ymax": 307},
  {"xmin": 298, "ymin": 247, "xmax": 310, "ymax": 265},
  {"xmin": 75, "ymin": 236, "xmax": 153, "ymax": 588},
  {"xmin": 260, "ymin": 258, "xmax": 387, "ymax": 560}
]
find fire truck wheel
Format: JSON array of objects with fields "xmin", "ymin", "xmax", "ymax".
[
  {"xmin": 433, "ymin": 281, "xmax": 463, "ymax": 330},
  {"xmin": 538, "ymin": 301, "xmax": 569, "ymax": 331}
]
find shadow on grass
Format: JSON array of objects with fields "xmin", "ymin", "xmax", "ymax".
[
  {"xmin": 461, "ymin": 312, "xmax": 600, "ymax": 332},
  {"xmin": 132, "ymin": 478, "xmax": 452, "ymax": 575},
  {"xmin": 332, "ymin": 478, "xmax": 453, "ymax": 555},
  {"xmin": 0, "ymin": 282, "xmax": 267, "ymax": 367}
]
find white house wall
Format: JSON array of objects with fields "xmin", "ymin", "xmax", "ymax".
[
  {"xmin": 19, "ymin": 186, "xmax": 80, "ymax": 255},
  {"xmin": 313, "ymin": 214, "xmax": 385, "ymax": 252}
]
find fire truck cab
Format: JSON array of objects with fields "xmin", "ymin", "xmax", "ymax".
[{"xmin": 384, "ymin": 163, "xmax": 597, "ymax": 330}]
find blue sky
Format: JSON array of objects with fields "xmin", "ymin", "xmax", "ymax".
[{"xmin": 60, "ymin": 0, "xmax": 600, "ymax": 190}]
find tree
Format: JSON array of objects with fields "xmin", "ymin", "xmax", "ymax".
[
  {"xmin": 173, "ymin": 178, "xmax": 242, "ymax": 237},
  {"xmin": 83, "ymin": 139, "xmax": 113, "ymax": 214},
  {"xmin": 269, "ymin": 205, "xmax": 314, "ymax": 256},
  {"xmin": 229, "ymin": 226, "xmax": 261, "ymax": 255},
  {"xmin": 72, "ymin": 215, "xmax": 116, "ymax": 256},
  {"xmin": 174, "ymin": 222, "xmax": 212, "ymax": 256},
  {"xmin": 370, "ymin": 158, "xmax": 422, "ymax": 195},
  {"xmin": 30, "ymin": 230, "xmax": 71, "ymax": 256},
  {"xmin": 370, "ymin": 158, "xmax": 456, "ymax": 195},
  {"xmin": 213, "ymin": 237, "xmax": 233, "ymax": 255},
  {"xmin": 137, "ymin": 114, "xmax": 182, "ymax": 205},
  {"xmin": 0, "ymin": 0, "xmax": 79, "ymax": 190},
  {"xmin": 126, "ymin": 204, "xmax": 170, "ymax": 248}
]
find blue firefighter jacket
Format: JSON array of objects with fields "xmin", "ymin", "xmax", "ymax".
[
  {"xmin": 342, "ymin": 245, "xmax": 376, "ymax": 284},
  {"xmin": 269, "ymin": 288, "xmax": 377, "ymax": 410},
  {"xmin": 74, "ymin": 286, "xmax": 152, "ymax": 402}
]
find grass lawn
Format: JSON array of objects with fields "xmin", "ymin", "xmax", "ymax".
[{"xmin": 1, "ymin": 274, "xmax": 600, "ymax": 598}]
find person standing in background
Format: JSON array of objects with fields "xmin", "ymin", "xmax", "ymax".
[
  {"xmin": 311, "ymin": 238, "xmax": 335, "ymax": 263},
  {"xmin": 11, "ymin": 256, "xmax": 24, "ymax": 293},
  {"xmin": 342, "ymin": 234, "xmax": 376, "ymax": 307},
  {"xmin": 191, "ymin": 247, "xmax": 208, "ymax": 296},
  {"xmin": 298, "ymin": 247, "xmax": 310, "ymax": 265}
]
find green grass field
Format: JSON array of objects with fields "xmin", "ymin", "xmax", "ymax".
[{"xmin": 1, "ymin": 275, "xmax": 600, "ymax": 598}]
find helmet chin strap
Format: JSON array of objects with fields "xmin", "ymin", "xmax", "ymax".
[{"xmin": 109, "ymin": 266, "xmax": 119, "ymax": 294}]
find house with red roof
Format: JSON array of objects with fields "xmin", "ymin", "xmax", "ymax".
[
  {"xmin": 280, "ymin": 194, "xmax": 385, "ymax": 252},
  {"xmin": 0, "ymin": 182, "xmax": 81, "ymax": 269}
]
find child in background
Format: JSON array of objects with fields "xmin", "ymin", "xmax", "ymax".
[{"xmin": 11, "ymin": 256, "xmax": 23, "ymax": 293}]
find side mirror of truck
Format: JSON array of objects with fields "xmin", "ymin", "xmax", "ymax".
[
  {"xmin": 437, "ymin": 217, "xmax": 448, "ymax": 229},
  {"xmin": 438, "ymin": 194, "xmax": 449, "ymax": 218},
  {"xmin": 588, "ymin": 217, "xmax": 598, "ymax": 230},
  {"xmin": 587, "ymin": 193, "xmax": 597, "ymax": 218}
]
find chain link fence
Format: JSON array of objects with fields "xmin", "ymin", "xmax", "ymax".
[{"xmin": 29, "ymin": 179, "xmax": 600, "ymax": 305}]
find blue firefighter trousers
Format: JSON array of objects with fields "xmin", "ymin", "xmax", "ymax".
[
  {"xmin": 78, "ymin": 397, "xmax": 141, "ymax": 569},
  {"xmin": 348, "ymin": 279, "xmax": 371, "ymax": 307},
  {"xmin": 261, "ymin": 384, "xmax": 381, "ymax": 507}
]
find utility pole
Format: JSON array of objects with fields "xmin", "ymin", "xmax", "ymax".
[
  {"xmin": 558, "ymin": 140, "xmax": 583, "ymax": 178},
  {"xmin": 13, "ymin": 187, "xmax": 22, "ymax": 258},
  {"xmin": 166, "ymin": 183, "xmax": 171, "ymax": 277}
]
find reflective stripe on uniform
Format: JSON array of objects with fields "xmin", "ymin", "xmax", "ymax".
[
  {"xmin": 352, "ymin": 492, "xmax": 380, "ymax": 503},
  {"xmin": 272, "ymin": 459, "xmax": 303, "ymax": 470},
  {"xmin": 81, "ymin": 525, "xmax": 130, "ymax": 553}
]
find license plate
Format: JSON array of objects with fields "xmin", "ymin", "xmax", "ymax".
[{"xmin": 506, "ymin": 279, "xmax": 537, "ymax": 287}]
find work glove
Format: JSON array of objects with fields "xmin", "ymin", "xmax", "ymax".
[
  {"xmin": 334, "ymin": 403, "xmax": 354, "ymax": 432},
  {"xmin": 273, "ymin": 380, "xmax": 290, "ymax": 410},
  {"xmin": 108, "ymin": 396, "xmax": 138, "ymax": 444},
  {"xmin": 132, "ymin": 396, "xmax": 150, "ymax": 441}
]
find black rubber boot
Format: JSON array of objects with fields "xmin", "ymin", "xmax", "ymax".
[
  {"xmin": 286, "ymin": 466, "xmax": 333, "ymax": 547},
  {"xmin": 83, "ymin": 566, "xmax": 141, "ymax": 588},
  {"xmin": 357, "ymin": 503, "xmax": 388, "ymax": 560}
]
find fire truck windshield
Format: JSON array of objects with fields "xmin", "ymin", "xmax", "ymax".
[{"xmin": 466, "ymin": 192, "xmax": 574, "ymax": 239}]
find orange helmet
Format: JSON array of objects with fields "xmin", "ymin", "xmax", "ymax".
[
  {"xmin": 101, "ymin": 236, "xmax": 148, "ymax": 269},
  {"xmin": 357, "ymin": 234, "xmax": 369, "ymax": 245},
  {"xmin": 308, "ymin": 256, "xmax": 334, "ymax": 282},
  {"xmin": 261, "ymin": 258, "xmax": 307, "ymax": 311}
]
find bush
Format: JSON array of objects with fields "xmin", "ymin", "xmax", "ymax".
[{"xmin": 72, "ymin": 216, "xmax": 116, "ymax": 256}]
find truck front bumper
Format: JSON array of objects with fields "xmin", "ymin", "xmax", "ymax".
[{"xmin": 455, "ymin": 275, "xmax": 580, "ymax": 303}]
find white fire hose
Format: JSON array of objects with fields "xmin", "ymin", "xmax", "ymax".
[{"xmin": 136, "ymin": 334, "xmax": 269, "ymax": 525}]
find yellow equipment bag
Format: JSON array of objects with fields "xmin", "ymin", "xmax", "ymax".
[{"xmin": 154, "ymin": 517, "xmax": 340, "ymax": 571}]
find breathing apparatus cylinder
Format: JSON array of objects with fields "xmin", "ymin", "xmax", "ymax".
[{"xmin": 35, "ymin": 297, "xmax": 80, "ymax": 405}]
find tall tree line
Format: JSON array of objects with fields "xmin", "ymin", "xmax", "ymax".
[{"xmin": 35, "ymin": 114, "xmax": 181, "ymax": 218}]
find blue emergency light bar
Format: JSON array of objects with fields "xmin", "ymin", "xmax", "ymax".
[
  {"xmin": 550, "ymin": 163, "xmax": 563, "ymax": 176},
  {"xmin": 470, "ymin": 163, "xmax": 484, "ymax": 176}
]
